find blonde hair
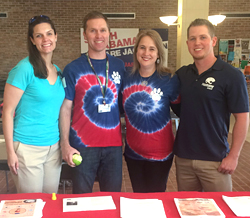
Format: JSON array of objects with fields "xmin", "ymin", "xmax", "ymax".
[{"xmin": 132, "ymin": 29, "xmax": 171, "ymax": 76}]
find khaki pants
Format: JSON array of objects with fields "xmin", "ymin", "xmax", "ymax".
[
  {"xmin": 11, "ymin": 141, "xmax": 62, "ymax": 193},
  {"xmin": 175, "ymin": 156, "xmax": 232, "ymax": 192}
]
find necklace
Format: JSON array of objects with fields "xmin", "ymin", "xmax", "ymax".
[
  {"xmin": 139, "ymin": 72, "xmax": 154, "ymax": 86},
  {"xmin": 141, "ymin": 80, "xmax": 148, "ymax": 86}
]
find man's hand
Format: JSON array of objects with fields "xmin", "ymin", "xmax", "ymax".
[
  {"xmin": 218, "ymin": 154, "xmax": 238, "ymax": 174},
  {"xmin": 61, "ymin": 142, "xmax": 80, "ymax": 167},
  {"xmin": 218, "ymin": 112, "xmax": 250, "ymax": 175}
]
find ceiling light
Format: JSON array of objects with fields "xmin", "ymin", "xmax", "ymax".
[
  {"xmin": 159, "ymin": 16, "xmax": 179, "ymax": 26},
  {"xmin": 208, "ymin": 15, "xmax": 226, "ymax": 26}
]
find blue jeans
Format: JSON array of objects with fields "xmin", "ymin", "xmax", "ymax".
[{"xmin": 72, "ymin": 146, "xmax": 122, "ymax": 194}]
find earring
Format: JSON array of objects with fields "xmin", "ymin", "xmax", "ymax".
[{"xmin": 156, "ymin": 58, "xmax": 160, "ymax": 64}]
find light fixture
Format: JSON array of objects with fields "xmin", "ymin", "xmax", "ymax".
[
  {"xmin": 208, "ymin": 15, "xmax": 226, "ymax": 26},
  {"xmin": 159, "ymin": 16, "xmax": 180, "ymax": 26}
]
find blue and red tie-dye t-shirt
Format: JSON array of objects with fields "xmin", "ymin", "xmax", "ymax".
[
  {"xmin": 122, "ymin": 71, "xmax": 180, "ymax": 161},
  {"xmin": 63, "ymin": 54, "xmax": 126, "ymax": 149}
]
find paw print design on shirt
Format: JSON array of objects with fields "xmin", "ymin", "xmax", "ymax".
[
  {"xmin": 112, "ymin": 71, "xmax": 121, "ymax": 84},
  {"xmin": 151, "ymin": 88, "xmax": 163, "ymax": 101}
]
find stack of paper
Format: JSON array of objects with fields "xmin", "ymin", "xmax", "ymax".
[
  {"xmin": 0, "ymin": 199, "xmax": 45, "ymax": 218},
  {"xmin": 63, "ymin": 196, "xmax": 116, "ymax": 212},
  {"xmin": 120, "ymin": 197, "xmax": 166, "ymax": 218},
  {"xmin": 174, "ymin": 198, "xmax": 225, "ymax": 218},
  {"xmin": 222, "ymin": 195, "xmax": 250, "ymax": 217}
]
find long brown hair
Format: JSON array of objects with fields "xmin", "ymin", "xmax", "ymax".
[
  {"xmin": 28, "ymin": 15, "xmax": 57, "ymax": 78},
  {"xmin": 132, "ymin": 29, "xmax": 171, "ymax": 76}
]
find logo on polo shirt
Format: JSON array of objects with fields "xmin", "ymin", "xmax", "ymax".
[{"xmin": 202, "ymin": 77, "xmax": 215, "ymax": 90}]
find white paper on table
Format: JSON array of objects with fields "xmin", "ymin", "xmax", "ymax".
[
  {"xmin": 63, "ymin": 196, "xmax": 116, "ymax": 212},
  {"xmin": 120, "ymin": 197, "xmax": 166, "ymax": 218},
  {"xmin": 34, "ymin": 201, "xmax": 46, "ymax": 218},
  {"xmin": 222, "ymin": 195, "xmax": 250, "ymax": 217}
]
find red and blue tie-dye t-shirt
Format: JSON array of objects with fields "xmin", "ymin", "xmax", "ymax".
[
  {"xmin": 63, "ymin": 54, "xmax": 126, "ymax": 148},
  {"xmin": 122, "ymin": 71, "xmax": 180, "ymax": 161}
]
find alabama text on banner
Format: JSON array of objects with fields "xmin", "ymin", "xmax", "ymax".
[{"xmin": 80, "ymin": 28, "xmax": 168, "ymax": 72}]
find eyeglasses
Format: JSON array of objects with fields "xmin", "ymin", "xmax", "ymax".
[{"xmin": 29, "ymin": 15, "xmax": 50, "ymax": 24}]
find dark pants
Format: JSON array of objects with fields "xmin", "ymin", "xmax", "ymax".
[
  {"xmin": 125, "ymin": 156, "xmax": 173, "ymax": 193},
  {"xmin": 72, "ymin": 146, "xmax": 122, "ymax": 194}
]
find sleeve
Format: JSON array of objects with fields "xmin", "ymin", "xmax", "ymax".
[
  {"xmin": 169, "ymin": 74, "xmax": 181, "ymax": 104},
  {"xmin": 226, "ymin": 69, "xmax": 249, "ymax": 113},
  {"xmin": 170, "ymin": 103, "xmax": 181, "ymax": 117},
  {"xmin": 6, "ymin": 58, "xmax": 34, "ymax": 91},
  {"xmin": 62, "ymin": 63, "xmax": 76, "ymax": 101}
]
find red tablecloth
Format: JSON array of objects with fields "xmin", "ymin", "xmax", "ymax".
[{"xmin": 1, "ymin": 191, "xmax": 250, "ymax": 218}]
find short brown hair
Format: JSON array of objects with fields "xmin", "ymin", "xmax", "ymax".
[
  {"xmin": 83, "ymin": 11, "xmax": 109, "ymax": 33},
  {"xmin": 187, "ymin": 18, "xmax": 215, "ymax": 38}
]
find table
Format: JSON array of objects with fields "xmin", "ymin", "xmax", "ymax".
[{"xmin": 1, "ymin": 191, "xmax": 249, "ymax": 218}]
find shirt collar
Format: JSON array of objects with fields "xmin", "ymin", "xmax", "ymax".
[
  {"xmin": 191, "ymin": 55, "xmax": 224, "ymax": 74},
  {"xmin": 211, "ymin": 55, "xmax": 224, "ymax": 71}
]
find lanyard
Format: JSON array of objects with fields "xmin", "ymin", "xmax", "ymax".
[{"xmin": 86, "ymin": 53, "xmax": 109, "ymax": 104}]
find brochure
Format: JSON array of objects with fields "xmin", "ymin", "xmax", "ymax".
[
  {"xmin": 174, "ymin": 198, "xmax": 225, "ymax": 218},
  {"xmin": 0, "ymin": 199, "xmax": 45, "ymax": 218}
]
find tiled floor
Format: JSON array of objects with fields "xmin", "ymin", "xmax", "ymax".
[{"xmin": 1, "ymin": 116, "xmax": 250, "ymax": 194}]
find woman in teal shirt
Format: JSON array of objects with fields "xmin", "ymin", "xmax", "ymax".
[{"xmin": 2, "ymin": 15, "xmax": 65, "ymax": 193}]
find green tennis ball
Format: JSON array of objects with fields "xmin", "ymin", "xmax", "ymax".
[{"xmin": 72, "ymin": 154, "xmax": 82, "ymax": 166}]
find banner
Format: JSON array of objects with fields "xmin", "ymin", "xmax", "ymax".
[{"xmin": 81, "ymin": 28, "xmax": 168, "ymax": 72}]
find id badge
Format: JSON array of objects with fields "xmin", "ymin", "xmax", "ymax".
[{"xmin": 98, "ymin": 104, "xmax": 111, "ymax": 113}]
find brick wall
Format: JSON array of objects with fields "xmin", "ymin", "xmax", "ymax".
[
  {"xmin": 0, "ymin": 0, "xmax": 177, "ymax": 82},
  {"xmin": 0, "ymin": 0, "xmax": 250, "ymax": 86},
  {"xmin": 210, "ymin": 0, "xmax": 250, "ymax": 55}
]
